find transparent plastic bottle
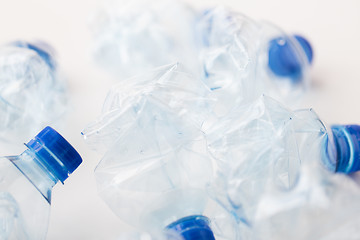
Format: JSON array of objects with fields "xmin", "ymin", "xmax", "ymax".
[
  {"xmin": 0, "ymin": 41, "xmax": 66, "ymax": 144},
  {"xmin": 0, "ymin": 126, "xmax": 82, "ymax": 239},
  {"xmin": 12, "ymin": 41, "xmax": 57, "ymax": 71},
  {"xmin": 206, "ymin": 95, "xmax": 360, "ymax": 234},
  {"xmin": 82, "ymin": 64, "xmax": 238, "ymax": 240},
  {"xmin": 197, "ymin": 7, "xmax": 313, "ymax": 116},
  {"xmin": 92, "ymin": 1, "xmax": 313, "ymax": 111},
  {"xmin": 91, "ymin": 0, "xmax": 199, "ymax": 79},
  {"xmin": 82, "ymin": 63, "xmax": 212, "ymax": 152},
  {"xmin": 253, "ymin": 162, "xmax": 360, "ymax": 240}
]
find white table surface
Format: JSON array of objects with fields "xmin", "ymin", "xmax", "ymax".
[{"xmin": 0, "ymin": 0, "xmax": 359, "ymax": 239}]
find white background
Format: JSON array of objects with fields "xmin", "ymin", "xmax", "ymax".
[{"xmin": 0, "ymin": 0, "xmax": 360, "ymax": 239}]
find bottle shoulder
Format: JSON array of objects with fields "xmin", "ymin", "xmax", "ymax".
[
  {"xmin": 0, "ymin": 155, "xmax": 52, "ymax": 203},
  {"xmin": 0, "ymin": 156, "xmax": 50, "ymax": 240}
]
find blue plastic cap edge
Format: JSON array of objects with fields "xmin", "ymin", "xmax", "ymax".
[
  {"xmin": 268, "ymin": 34, "xmax": 313, "ymax": 82},
  {"xmin": 12, "ymin": 41, "xmax": 56, "ymax": 70},
  {"xmin": 25, "ymin": 126, "xmax": 82, "ymax": 183},
  {"xmin": 294, "ymin": 35, "xmax": 313, "ymax": 64},
  {"xmin": 331, "ymin": 125, "xmax": 360, "ymax": 173},
  {"xmin": 165, "ymin": 215, "xmax": 215, "ymax": 240}
]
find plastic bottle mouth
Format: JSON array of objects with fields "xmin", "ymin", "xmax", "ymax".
[
  {"xmin": 165, "ymin": 215, "xmax": 215, "ymax": 240},
  {"xmin": 25, "ymin": 126, "xmax": 82, "ymax": 183},
  {"xmin": 331, "ymin": 125, "xmax": 360, "ymax": 173},
  {"xmin": 268, "ymin": 35, "xmax": 313, "ymax": 83}
]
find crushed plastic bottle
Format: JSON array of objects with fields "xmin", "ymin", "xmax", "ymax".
[
  {"xmin": 82, "ymin": 63, "xmax": 212, "ymax": 152},
  {"xmin": 82, "ymin": 64, "xmax": 238, "ymax": 239},
  {"xmin": 0, "ymin": 41, "xmax": 67, "ymax": 144},
  {"xmin": 92, "ymin": 1, "xmax": 312, "ymax": 113},
  {"xmin": 197, "ymin": 7, "xmax": 313, "ymax": 116},
  {"xmin": 91, "ymin": 0, "xmax": 199, "ymax": 79},
  {"xmin": 206, "ymin": 95, "xmax": 360, "ymax": 235},
  {"xmin": 0, "ymin": 126, "xmax": 82, "ymax": 239},
  {"xmin": 253, "ymin": 163, "xmax": 360, "ymax": 240}
]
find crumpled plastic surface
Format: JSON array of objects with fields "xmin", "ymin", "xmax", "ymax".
[
  {"xmin": 82, "ymin": 63, "xmax": 212, "ymax": 153},
  {"xmin": 83, "ymin": 60, "xmax": 360, "ymax": 238},
  {"xmin": 0, "ymin": 43, "xmax": 67, "ymax": 143},
  {"xmin": 253, "ymin": 164, "xmax": 360, "ymax": 240},
  {"xmin": 198, "ymin": 7, "xmax": 310, "ymax": 114},
  {"xmin": 206, "ymin": 95, "xmax": 357, "ymax": 239},
  {"xmin": 82, "ymin": 63, "xmax": 238, "ymax": 239},
  {"xmin": 91, "ymin": 0, "xmax": 200, "ymax": 79},
  {"xmin": 85, "ymin": 1, "xmax": 360, "ymax": 239},
  {"xmin": 92, "ymin": 1, "xmax": 311, "ymax": 110}
]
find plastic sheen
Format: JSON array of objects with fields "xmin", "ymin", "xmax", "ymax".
[
  {"xmin": 12, "ymin": 41, "xmax": 56, "ymax": 70},
  {"xmin": 268, "ymin": 35, "xmax": 313, "ymax": 82},
  {"xmin": 165, "ymin": 215, "xmax": 215, "ymax": 240},
  {"xmin": 25, "ymin": 126, "xmax": 82, "ymax": 183},
  {"xmin": 331, "ymin": 125, "xmax": 360, "ymax": 173}
]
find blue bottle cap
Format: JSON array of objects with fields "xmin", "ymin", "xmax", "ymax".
[
  {"xmin": 165, "ymin": 215, "xmax": 215, "ymax": 240},
  {"xmin": 294, "ymin": 35, "xmax": 313, "ymax": 64},
  {"xmin": 268, "ymin": 35, "xmax": 313, "ymax": 82},
  {"xmin": 12, "ymin": 41, "xmax": 56, "ymax": 70},
  {"xmin": 25, "ymin": 126, "xmax": 82, "ymax": 183},
  {"xmin": 331, "ymin": 125, "xmax": 360, "ymax": 173}
]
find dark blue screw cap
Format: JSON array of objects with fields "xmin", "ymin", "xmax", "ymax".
[
  {"xmin": 268, "ymin": 35, "xmax": 313, "ymax": 82},
  {"xmin": 165, "ymin": 215, "xmax": 215, "ymax": 240},
  {"xmin": 12, "ymin": 41, "xmax": 56, "ymax": 70},
  {"xmin": 25, "ymin": 126, "xmax": 82, "ymax": 183},
  {"xmin": 331, "ymin": 125, "xmax": 360, "ymax": 173}
]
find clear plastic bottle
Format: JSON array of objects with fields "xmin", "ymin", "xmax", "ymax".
[
  {"xmin": 91, "ymin": 0, "xmax": 199, "ymax": 79},
  {"xmin": 197, "ymin": 7, "xmax": 313, "ymax": 116},
  {"xmin": 0, "ymin": 126, "xmax": 82, "ymax": 239},
  {"xmin": 0, "ymin": 41, "xmax": 66, "ymax": 144},
  {"xmin": 92, "ymin": 1, "xmax": 313, "ymax": 112},
  {"xmin": 82, "ymin": 63, "xmax": 212, "ymax": 152},
  {"xmin": 206, "ymin": 95, "xmax": 360, "ymax": 234},
  {"xmin": 82, "ymin": 64, "xmax": 238, "ymax": 240},
  {"xmin": 253, "ymin": 162, "xmax": 360, "ymax": 240}
]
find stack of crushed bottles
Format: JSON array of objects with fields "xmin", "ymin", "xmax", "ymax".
[
  {"xmin": 84, "ymin": 1, "xmax": 360, "ymax": 239},
  {"xmin": 0, "ymin": 42, "xmax": 82, "ymax": 239},
  {"xmin": 1, "ymin": 0, "xmax": 360, "ymax": 239}
]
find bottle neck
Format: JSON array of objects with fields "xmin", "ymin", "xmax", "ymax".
[
  {"xmin": 331, "ymin": 125, "xmax": 360, "ymax": 173},
  {"xmin": 165, "ymin": 215, "xmax": 215, "ymax": 240},
  {"xmin": 11, "ymin": 149, "xmax": 59, "ymax": 203}
]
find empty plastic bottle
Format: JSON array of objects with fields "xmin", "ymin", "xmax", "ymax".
[
  {"xmin": 12, "ymin": 41, "xmax": 57, "ymax": 71},
  {"xmin": 82, "ymin": 63, "xmax": 212, "ymax": 152},
  {"xmin": 82, "ymin": 64, "xmax": 238, "ymax": 240},
  {"xmin": 197, "ymin": 7, "xmax": 313, "ymax": 116},
  {"xmin": 253, "ymin": 162, "xmax": 360, "ymax": 240},
  {"xmin": 92, "ymin": 1, "xmax": 313, "ymax": 114},
  {"xmin": 91, "ymin": 0, "xmax": 199, "ymax": 79},
  {"xmin": 0, "ymin": 41, "xmax": 66, "ymax": 144},
  {"xmin": 0, "ymin": 126, "xmax": 82, "ymax": 239},
  {"xmin": 206, "ymin": 95, "xmax": 360, "ymax": 234}
]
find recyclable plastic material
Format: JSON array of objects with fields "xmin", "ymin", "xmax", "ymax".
[
  {"xmin": 91, "ymin": 0, "xmax": 199, "ymax": 79},
  {"xmin": 197, "ymin": 7, "xmax": 312, "ymax": 116},
  {"xmin": 0, "ymin": 126, "xmax": 82, "ymax": 239},
  {"xmin": 0, "ymin": 41, "xmax": 67, "ymax": 143},
  {"xmin": 92, "ymin": 1, "xmax": 312, "ymax": 111},
  {"xmin": 253, "ymin": 163, "xmax": 360, "ymax": 240},
  {"xmin": 206, "ymin": 95, "xmax": 360, "ymax": 233},
  {"xmin": 82, "ymin": 64, "xmax": 238, "ymax": 239}
]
